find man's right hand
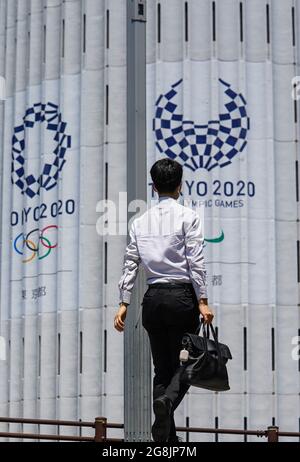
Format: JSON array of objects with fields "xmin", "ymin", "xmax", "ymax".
[
  {"xmin": 114, "ymin": 303, "xmax": 128, "ymax": 332},
  {"xmin": 198, "ymin": 299, "xmax": 214, "ymax": 324}
]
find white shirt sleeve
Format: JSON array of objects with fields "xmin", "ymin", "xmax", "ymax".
[
  {"xmin": 184, "ymin": 213, "xmax": 208, "ymax": 301},
  {"xmin": 118, "ymin": 221, "xmax": 141, "ymax": 305}
]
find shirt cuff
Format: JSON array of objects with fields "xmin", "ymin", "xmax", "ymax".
[
  {"xmin": 119, "ymin": 289, "xmax": 131, "ymax": 305},
  {"xmin": 192, "ymin": 283, "xmax": 208, "ymax": 302}
]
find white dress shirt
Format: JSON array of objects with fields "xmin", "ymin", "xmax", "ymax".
[{"xmin": 118, "ymin": 195, "xmax": 208, "ymax": 304}]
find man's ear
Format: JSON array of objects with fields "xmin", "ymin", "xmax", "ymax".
[{"xmin": 153, "ymin": 183, "xmax": 158, "ymax": 193}]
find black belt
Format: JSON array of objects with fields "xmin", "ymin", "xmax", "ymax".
[{"xmin": 148, "ymin": 282, "xmax": 193, "ymax": 289}]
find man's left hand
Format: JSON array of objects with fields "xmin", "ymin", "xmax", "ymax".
[{"xmin": 114, "ymin": 304, "xmax": 128, "ymax": 332}]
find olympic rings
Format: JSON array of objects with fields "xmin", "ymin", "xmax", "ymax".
[
  {"xmin": 22, "ymin": 239, "xmax": 37, "ymax": 264},
  {"xmin": 13, "ymin": 225, "xmax": 58, "ymax": 263},
  {"xmin": 41, "ymin": 225, "xmax": 58, "ymax": 249}
]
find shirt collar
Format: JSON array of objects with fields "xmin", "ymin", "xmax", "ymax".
[{"xmin": 158, "ymin": 195, "xmax": 176, "ymax": 203}]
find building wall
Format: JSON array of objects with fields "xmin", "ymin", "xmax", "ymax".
[
  {"xmin": 0, "ymin": 0, "xmax": 299, "ymax": 442},
  {"xmin": 147, "ymin": 0, "xmax": 300, "ymax": 442},
  {"xmin": 0, "ymin": 0, "xmax": 126, "ymax": 440}
]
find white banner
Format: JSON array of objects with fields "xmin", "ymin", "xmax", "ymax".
[
  {"xmin": 147, "ymin": 59, "xmax": 278, "ymax": 306},
  {"xmin": 4, "ymin": 77, "xmax": 80, "ymax": 320}
]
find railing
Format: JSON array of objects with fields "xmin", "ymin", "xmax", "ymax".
[
  {"xmin": 0, "ymin": 417, "xmax": 299, "ymax": 442},
  {"xmin": 175, "ymin": 424, "xmax": 300, "ymax": 442},
  {"xmin": 0, "ymin": 417, "xmax": 123, "ymax": 442}
]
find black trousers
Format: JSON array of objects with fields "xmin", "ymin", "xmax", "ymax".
[{"xmin": 141, "ymin": 283, "xmax": 200, "ymax": 437}]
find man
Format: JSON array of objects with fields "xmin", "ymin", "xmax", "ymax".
[{"xmin": 114, "ymin": 158, "xmax": 213, "ymax": 442}]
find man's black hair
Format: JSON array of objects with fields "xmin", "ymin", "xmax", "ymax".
[{"xmin": 150, "ymin": 158, "xmax": 183, "ymax": 194}]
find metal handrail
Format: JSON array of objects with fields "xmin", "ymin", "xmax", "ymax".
[
  {"xmin": 0, "ymin": 417, "xmax": 96, "ymax": 427},
  {"xmin": 0, "ymin": 417, "xmax": 299, "ymax": 442},
  {"xmin": 0, "ymin": 416, "xmax": 122, "ymax": 442}
]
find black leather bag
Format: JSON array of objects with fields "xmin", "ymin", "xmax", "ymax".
[{"xmin": 180, "ymin": 321, "xmax": 232, "ymax": 392}]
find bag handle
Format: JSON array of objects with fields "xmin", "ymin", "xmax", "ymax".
[
  {"xmin": 198, "ymin": 319, "xmax": 223, "ymax": 366},
  {"xmin": 197, "ymin": 319, "xmax": 208, "ymax": 353}
]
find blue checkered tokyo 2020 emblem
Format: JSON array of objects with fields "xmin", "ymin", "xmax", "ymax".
[
  {"xmin": 153, "ymin": 79, "xmax": 250, "ymax": 171},
  {"xmin": 11, "ymin": 102, "xmax": 71, "ymax": 198}
]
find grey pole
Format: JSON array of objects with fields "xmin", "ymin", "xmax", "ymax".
[{"xmin": 125, "ymin": 0, "xmax": 151, "ymax": 442}]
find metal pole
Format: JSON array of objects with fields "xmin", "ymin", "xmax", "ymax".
[
  {"xmin": 267, "ymin": 426, "xmax": 279, "ymax": 443},
  {"xmin": 94, "ymin": 417, "xmax": 107, "ymax": 442},
  {"xmin": 125, "ymin": 0, "xmax": 151, "ymax": 442}
]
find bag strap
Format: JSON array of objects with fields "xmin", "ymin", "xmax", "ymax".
[
  {"xmin": 198, "ymin": 320, "xmax": 208, "ymax": 353},
  {"xmin": 198, "ymin": 319, "xmax": 223, "ymax": 365},
  {"xmin": 196, "ymin": 319, "xmax": 209, "ymax": 336}
]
